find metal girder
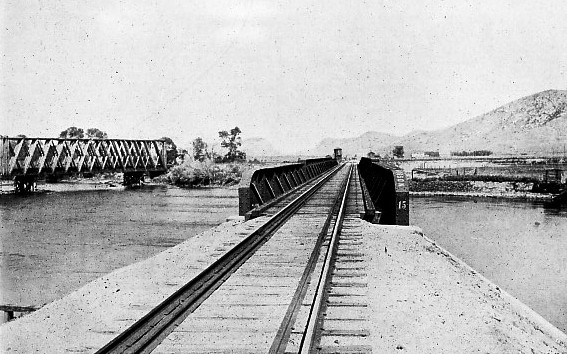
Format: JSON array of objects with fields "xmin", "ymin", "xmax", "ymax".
[
  {"xmin": 238, "ymin": 157, "xmax": 339, "ymax": 216},
  {"xmin": 357, "ymin": 157, "xmax": 409, "ymax": 225}
]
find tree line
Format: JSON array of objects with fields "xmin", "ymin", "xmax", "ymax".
[
  {"xmin": 59, "ymin": 126, "xmax": 108, "ymax": 139},
  {"xmin": 11, "ymin": 127, "xmax": 108, "ymax": 140}
]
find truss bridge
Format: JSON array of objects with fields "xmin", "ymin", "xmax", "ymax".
[{"xmin": 1, "ymin": 137, "xmax": 168, "ymax": 192}]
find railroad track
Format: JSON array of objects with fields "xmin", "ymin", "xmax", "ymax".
[
  {"xmin": 269, "ymin": 164, "xmax": 371, "ymax": 354},
  {"xmin": 96, "ymin": 162, "xmax": 370, "ymax": 353}
]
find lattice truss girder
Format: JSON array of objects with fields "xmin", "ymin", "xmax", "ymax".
[{"xmin": 1, "ymin": 138, "xmax": 167, "ymax": 177}]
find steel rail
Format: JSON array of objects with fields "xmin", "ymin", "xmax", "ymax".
[
  {"xmin": 94, "ymin": 163, "xmax": 346, "ymax": 354},
  {"xmin": 299, "ymin": 163, "xmax": 353, "ymax": 353}
]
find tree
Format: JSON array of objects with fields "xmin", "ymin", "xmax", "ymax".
[
  {"xmin": 218, "ymin": 126, "xmax": 246, "ymax": 162},
  {"xmin": 59, "ymin": 126, "xmax": 84, "ymax": 139},
  {"xmin": 86, "ymin": 128, "xmax": 108, "ymax": 139},
  {"xmin": 177, "ymin": 148, "xmax": 189, "ymax": 163},
  {"xmin": 161, "ymin": 137, "xmax": 178, "ymax": 165},
  {"xmin": 192, "ymin": 137, "xmax": 208, "ymax": 162},
  {"xmin": 15, "ymin": 134, "xmax": 27, "ymax": 139},
  {"xmin": 392, "ymin": 146, "xmax": 404, "ymax": 159}
]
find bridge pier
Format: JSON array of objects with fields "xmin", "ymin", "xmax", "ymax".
[
  {"xmin": 13, "ymin": 176, "xmax": 36, "ymax": 194},
  {"xmin": 123, "ymin": 171, "xmax": 145, "ymax": 187}
]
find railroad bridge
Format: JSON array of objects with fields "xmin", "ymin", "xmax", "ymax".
[
  {"xmin": 1, "ymin": 136, "xmax": 168, "ymax": 192},
  {"xmin": 1, "ymin": 156, "xmax": 566, "ymax": 352}
]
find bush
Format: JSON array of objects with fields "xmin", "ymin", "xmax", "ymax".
[{"xmin": 165, "ymin": 159, "xmax": 244, "ymax": 187}]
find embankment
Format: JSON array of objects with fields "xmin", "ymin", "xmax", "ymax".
[{"xmin": 365, "ymin": 223, "xmax": 567, "ymax": 352}]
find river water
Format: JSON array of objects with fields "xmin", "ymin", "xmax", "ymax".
[
  {"xmin": 411, "ymin": 196, "xmax": 567, "ymax": 333},
  {"xmin": 0, "ymin": 185, "xmax": 239, "ymax": 307},
  {"xmin": 1, "ymin": 186, "xmax": 565, "ymax": 333}
]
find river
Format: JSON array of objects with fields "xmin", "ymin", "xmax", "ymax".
[
  {"xmin": 0, "ymin": 186, "xmax": 565, "ymax": 333},
  {"xmin": 0, "ymin": 185, "xmax": 239, "ymax": 307}
]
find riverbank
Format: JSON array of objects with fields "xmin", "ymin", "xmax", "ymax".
[
  {"xmin": 410, "ymin": 180, "xmax": 557, "ymax": 201},
  {"xmin": 0, "ymin": 179, "xmax": 125, "ymax": 195},
  {"xmin": 410, "ymin": 190, "xmax": 555, "ymax": 200},
  {"xmin": 0, "ymin": 160, "xmax": 252, "ymax": 194}
]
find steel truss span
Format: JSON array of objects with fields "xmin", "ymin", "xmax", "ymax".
[{"xmin": 1, "ymin": 137, "xmax": 168, "ymax": 179}]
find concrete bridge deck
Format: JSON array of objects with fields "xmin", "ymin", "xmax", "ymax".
[{"xmin": 1, "ymin": 164, "xmax": 566, "ymax": 353}]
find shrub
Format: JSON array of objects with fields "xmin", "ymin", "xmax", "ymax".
[{"xmin": 165, "ymin": 159, "xmax": 244, "ymax": 187}]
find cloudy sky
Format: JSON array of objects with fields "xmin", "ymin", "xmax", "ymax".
[{"xmin": 2, "ymin": 0, "xmax": 566, "ymax": 152}]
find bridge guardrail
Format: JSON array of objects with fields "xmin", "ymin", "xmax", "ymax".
[
  {"xmin": 238, "ymin": 158, "xmax": 339, "ymax": 219},
  {"xmin": 358, "ymin": 157, "xmax": 409, "ymax": 225}
]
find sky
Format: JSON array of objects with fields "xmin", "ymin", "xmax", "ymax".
[{"xmin": 1, "ymin": 0, "xmax": 567, "ymax": 153}]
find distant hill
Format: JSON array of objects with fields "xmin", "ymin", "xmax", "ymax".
[
  {"xmin": 241, "ymin": 137, "xmax": 281, "ymax": 158},
  {"xmin": 398, "ymin": 89, "xmax": 567, "ymax": 155},
  {"xmin": 303, "ymin": 90, "xmax": 567, "ymax": 157}
]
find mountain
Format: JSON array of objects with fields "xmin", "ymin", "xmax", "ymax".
[
  {"xmin": 303, "ymin": 89, "xmax": 567, "ymax": 157},
  {"xmin": 398, "ymin": 89, "xmax": 567, "ymax": 155},
  {"xmin": 241, "ymin": 137, "xmax": 281, "ymax": 158}
]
